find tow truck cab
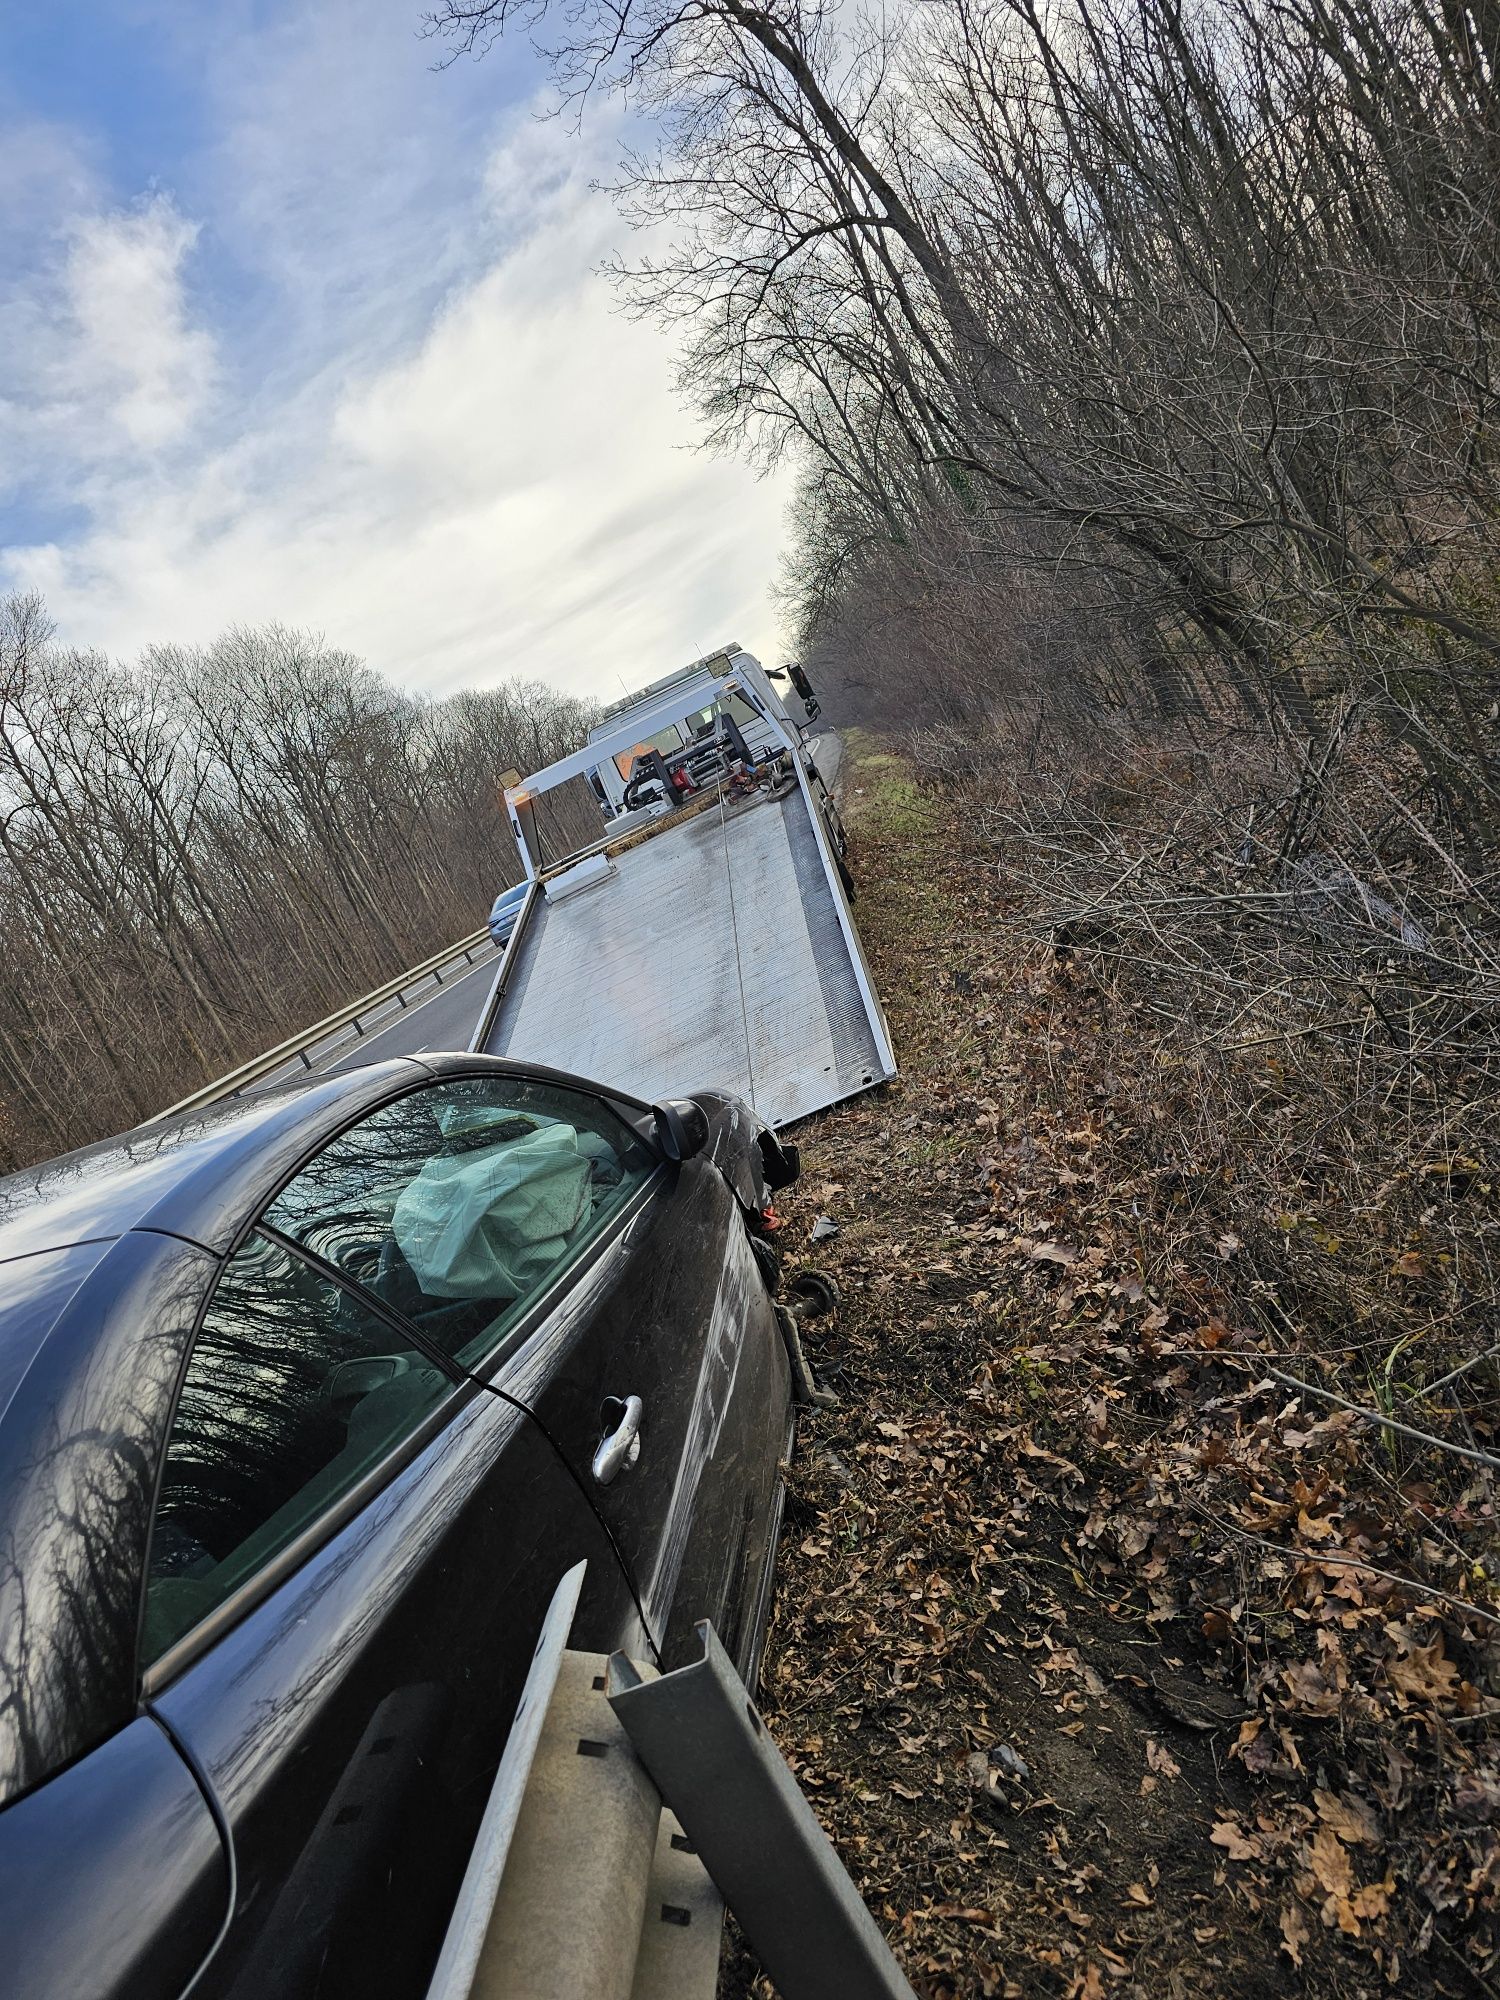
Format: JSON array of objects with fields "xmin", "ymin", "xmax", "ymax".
[{"xmin": 587, "ymin": 647, "xmax": 807, "ymax": 818}]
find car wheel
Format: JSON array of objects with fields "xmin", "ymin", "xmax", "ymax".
[{"xmin": 785, "ymin": 1270, "xmax": 840, "ymax": 1320}]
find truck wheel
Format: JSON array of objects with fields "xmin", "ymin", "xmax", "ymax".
[{"xmin": 836, "ymin": 850, "xmax": 856, "ymax": 899}]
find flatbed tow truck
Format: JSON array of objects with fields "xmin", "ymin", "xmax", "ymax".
[{"xmin": 469, "ymin": 645, "xmax": 896, "ymax": 1128}]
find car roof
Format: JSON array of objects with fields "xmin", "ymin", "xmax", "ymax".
[{"xmin": 0, "ymin": 1058, "xmax": 431, "ymax": 1266}]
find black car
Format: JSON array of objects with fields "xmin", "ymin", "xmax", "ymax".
[{"xmin": 0, "ymin": 1054, "xmax": 797, "ymax": 2000}]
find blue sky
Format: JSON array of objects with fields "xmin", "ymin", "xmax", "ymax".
[{"xmin": 0, "ymin": 0, "xmax": 790, "ymax": 700}]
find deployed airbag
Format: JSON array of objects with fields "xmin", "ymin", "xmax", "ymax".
[{"xmin": 392, "ymin": 1117, "xmax": 593, "ymax": 1299}]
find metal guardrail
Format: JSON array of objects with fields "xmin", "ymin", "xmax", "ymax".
[
  {"xmin": 146, "ymin": 926, "xmax": 497, "ymax": 1125},
  {"xmin": 425, "ymin": 1560, "xmax": 915, "ymax": 2000}
]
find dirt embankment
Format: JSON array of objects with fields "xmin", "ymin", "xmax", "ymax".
[{"xmin": 721, "ymin": 744, "xmax": 1498, "ymax": 2000}]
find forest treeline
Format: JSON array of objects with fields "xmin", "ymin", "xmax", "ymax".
[
  {"xmin": 0, "ymin": 595, "xmax": 594, "ymax": 1171},
  {"xmin": 432, "ymin": 0, "xmax": 1497, "ymax": 760}
]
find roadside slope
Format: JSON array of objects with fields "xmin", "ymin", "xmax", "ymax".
[{"xmin": 723, "ymin": 742, "xmax": 1497, "ymax": 2000}]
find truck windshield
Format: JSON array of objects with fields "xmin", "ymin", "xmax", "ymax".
[{"xmin": 613, "ymin": 725, "xmax": 685, "ymax": 782}]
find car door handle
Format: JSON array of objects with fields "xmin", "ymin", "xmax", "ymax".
[{"xmin": 592, "ymin": 1395, "xmax": 644, "ymax": 1485}]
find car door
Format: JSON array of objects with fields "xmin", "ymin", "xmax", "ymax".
[
  {"xmin": 499, "ymin": 1142, "xmax": 793, "ymax": 1670},
  {"xmin": 143, "ymin": 1214, "xmax": 644, "ymax": 2000},
  {"xmin": 258, "ymin": 1064, "xmax": 793, "ymax": 1672},
  {"xmin": 400, "ymin": 1063, "xmax": 793, "ymax": 1670}
]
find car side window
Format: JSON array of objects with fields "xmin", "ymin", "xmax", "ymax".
[
  {"xmin": 143, "ymin": 1231, "xmax": 454, "ymax": 1664},
  {"xmin": 262, "ymin": 1075, "xmax": 656, "ymax": 1370}
]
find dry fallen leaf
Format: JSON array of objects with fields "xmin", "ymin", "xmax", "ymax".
[
  {"xmin": 1145, "ymin": 1738, "xmax": 1181, "ymax": 1780},
  {"xmin": 1313, "ymin": 1789, "xmax": 1381, "ymax": 1848},
  {"xmin": 1453, "ymin": 1770, "xmax": 1500, "ymax": 1818},
  {"xmin": 1280, "ymin": 1900, "xmax": 1310, "ymax": 1967},
  {"xmin": 1229, "ymin": 1716, "xmax": 1278, "ymax": 1777},
  {"xmin": 1211, "ymin": 1819, "xmax": 1260, "ymax": 1862},
  {"xmin": 1029, "ymin": 1240, "xmax": 1078, "ymax": 1265},
  {"xmin": 1307, "ymin": 1824, "xmax": 1353, "ymax": 1900},
  {"xmin": 1351, "ymin": 1876, "xmax": 1394, "ymax": 1921},
  {"xmin": 1386, "ymin": 1634, "xmax": 1460, "ymax": 1706},
  {"xmin": 1281, "ymin": 1659, "xmax": 1344, "ymax": 1715},
  {"xmin": 1296, "ymin": 1508, "xmax": 1339, "ymax": 1541}
]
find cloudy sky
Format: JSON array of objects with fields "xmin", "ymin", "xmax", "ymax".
[{"xmin": 0, "ymin": 0, "xmax": 793, "ymax": 703}]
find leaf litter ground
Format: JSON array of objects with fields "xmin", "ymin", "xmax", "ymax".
[{"xmin": 718, "ymin": 744, "xmax": 1498, "ymax": 2000}]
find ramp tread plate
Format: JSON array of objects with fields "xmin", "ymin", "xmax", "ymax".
[{"xmin": 486, "ymin": 794, "xmax": 883, "ymax": 1125}]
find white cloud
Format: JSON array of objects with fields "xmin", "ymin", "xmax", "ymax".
[
  {"xmin": 0, "ymin": 116, "xmax": 100, "ymax": 252},
  {"xmin": 61, "ymin": 198, "xmax": 218, "ymax": 450},
  {"xmin": 0, "ymin": 97, "xmax": 791, "ymax": 703},
  {"xmin": 0, "ymin": 190, "xmax": 217, "ymax": 492}
]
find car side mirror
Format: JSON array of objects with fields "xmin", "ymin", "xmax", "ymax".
[{"xmin": 653, "ymin": 1097, "xmax": 711, "ymax": 1163}]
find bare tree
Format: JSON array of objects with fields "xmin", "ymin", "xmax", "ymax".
[{"xmin": 0, "ymin": 602, "xmax": 597, "ymax": 1171}]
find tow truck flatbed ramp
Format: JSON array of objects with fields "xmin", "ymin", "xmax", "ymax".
[{"xmin": 471, "ymin": 671, "xmax": 895, "ymax": 1128}]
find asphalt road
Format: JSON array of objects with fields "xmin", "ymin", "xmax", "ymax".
[
  {"xmin": 318, "ymin": 953, "xmax": 502, "ymax": 1075},
  {"xmin": 806, "ymin": 729, "xmax": 844, "ymax": 788}
]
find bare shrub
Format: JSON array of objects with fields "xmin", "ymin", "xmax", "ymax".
[{"xmin": 971, "ymin": 724, "xmax": 1500, "ymax": 1458}]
